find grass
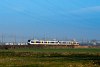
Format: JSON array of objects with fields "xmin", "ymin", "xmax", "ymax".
[
  {"xmin": 0, "ymin": 56, "xmax": 97, "ymax": 67},
  {"xmin": 1, "ymin": 47, "xmax": 100, "ymax": 52},
  {"xmin": 0, "ymin": 48, "xmax": 100, "ymax": 67}
]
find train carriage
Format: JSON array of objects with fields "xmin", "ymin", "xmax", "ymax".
[{"xmin": 28, "ymin": 39, "xmax": 79, "ymax": 45}]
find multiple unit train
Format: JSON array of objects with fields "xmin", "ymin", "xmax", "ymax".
[{"xmin": 28, "ymin": 39, "xmax": 79, "ymax": 45}]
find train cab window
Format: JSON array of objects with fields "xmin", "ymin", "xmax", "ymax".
[
  {"xmin": 76, "ymin": 43, "xmax": 79, "ymax": 45},
  {"xmin": 28, "ymin": 40, "xmax": 31, "ymax": 42}
]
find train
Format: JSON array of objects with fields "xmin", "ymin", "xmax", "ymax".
[{"xmin": 27, "ymin": 39, "xmax": 80, "ymax": 45}]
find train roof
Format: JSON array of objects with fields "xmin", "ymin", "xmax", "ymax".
[{"xmin": 29, "ymin": 39, "xmax": 78, "ymax": 42}]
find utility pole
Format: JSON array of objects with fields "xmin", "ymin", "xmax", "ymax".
[
  {"xmin": 44, "ymin": 33, "xmax": 46, "ymax": 41},
  {"xmin": 1, "ymin": 34, "xmax": 4, "ymax": 44},
  {"xmin": 14, "ymin": 35, "xmax": 16, "ymax": 45}
]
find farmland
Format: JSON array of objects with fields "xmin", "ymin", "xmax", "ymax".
[{"xmin": 0, "ymin": 48, "xmax": 100, "ymax": 67}]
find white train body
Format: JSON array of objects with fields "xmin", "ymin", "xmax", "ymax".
[{"xmin": 28, "ymin": 40, "xmax": 79, "ymax": 45}]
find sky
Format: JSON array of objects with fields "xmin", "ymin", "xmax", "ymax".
[{"xmin": 0, "ymin": 0, "xmax": 100, "ymax": 41}]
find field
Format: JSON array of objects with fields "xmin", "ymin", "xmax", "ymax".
[{"xmin": 0, "ymin": 48, "xmax": 100, "ymax": 67}]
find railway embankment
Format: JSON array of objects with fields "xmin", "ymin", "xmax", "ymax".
[{"xmin": 0, "ymin": 45, "xmax": 100, "ymax": 49}]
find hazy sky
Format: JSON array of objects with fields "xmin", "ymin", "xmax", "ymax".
[{"xmin": 0, "ymin": 0, "xmax": 100, "ymax": 41}]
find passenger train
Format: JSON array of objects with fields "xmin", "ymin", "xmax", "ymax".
[{"xmin": 28, "ymin": 39, "xmax": 79, "ymax": 45}]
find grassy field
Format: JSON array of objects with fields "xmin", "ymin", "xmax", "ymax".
[{"xmin": 0, "ymin": 48, "xmax": 100, "ymax": 67}]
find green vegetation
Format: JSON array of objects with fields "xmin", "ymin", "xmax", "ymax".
[{"xmin": 0, "ymin": 48, "xmax": 100, "ymax": 67}]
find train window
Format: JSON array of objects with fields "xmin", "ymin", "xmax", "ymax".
[
  {"xmin": 68, "ymin": 42, "xmax": 70, "ymax": 44},
  {"xmin": 36, "ymin": 41, "xmax": 41, "ymax": 43},
  {"xmin": 48, "ymin": 42, "xmax": 50, "ymax": 43},
  {"xmin": 73, "ymin": 42, "xmax": 76, "ymax": 44},
  {"xmin": 50, "ymin": 42, "xmax": 55, "ymax": 43},
  {"xmin": 31, "ymin": 41, "xmax": 34, "ymax": 43},
  {"xmin": 44, "ymin": 42, "xmax": 47, "ymax": 43},
  {"xmin": 59, "ymin": 42, "xmax": 61, "ymax": 43},
  {"xmin": 63, "ymin": 42, "xmax": 66, "ymax": 44}
]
